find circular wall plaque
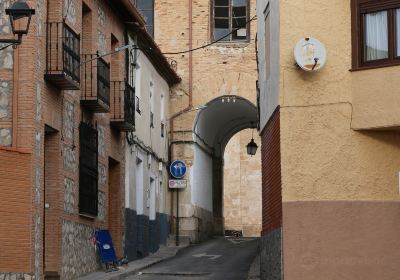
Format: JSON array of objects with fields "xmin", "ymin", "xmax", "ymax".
[{"xmin": 294, "ymin": 37, "xmax": 327, "ymax": 72}]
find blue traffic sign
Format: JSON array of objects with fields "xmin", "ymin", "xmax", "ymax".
[{"xmin": 170, "ymin": 160, "xmax": 187, "ymax": 179}]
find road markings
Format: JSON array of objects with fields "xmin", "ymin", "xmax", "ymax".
[{"xmin": 192, "ymin": 253, "xmax": 222, "ymax": 260}]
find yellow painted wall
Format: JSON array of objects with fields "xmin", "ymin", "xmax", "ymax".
[{"xmin": 278, "ymin": 0, "xmax": 400, "ymax": 201}]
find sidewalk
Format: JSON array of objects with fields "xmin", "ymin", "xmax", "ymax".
[{"xmin": 78, "ymin": 245, "xmax": 188, "ymax": 280}]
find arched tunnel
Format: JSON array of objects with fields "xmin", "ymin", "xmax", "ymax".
[{"xmin": 191, "ymin": 95, "xmax": 258, "ymax": 235}]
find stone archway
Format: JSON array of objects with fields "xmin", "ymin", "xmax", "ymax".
[{"xmin": 191, "ymin": 95, "xmax": 259, "ymax": 236}]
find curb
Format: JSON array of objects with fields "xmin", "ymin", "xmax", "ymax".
[{"xmin": 78, "ymin": 245, "xmax": 189, "ymax": 280}]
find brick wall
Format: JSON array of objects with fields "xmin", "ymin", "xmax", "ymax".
[
  {"xmin": 0, "ymin": 148, "xmax": 32, "ymax": 273},
  {"xmin": 261, "ymin": 107, "xmax": 282, "ymax": 235}
]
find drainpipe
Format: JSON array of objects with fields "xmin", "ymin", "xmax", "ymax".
[{"xmin": 169, "ymin": 0, "xmax": 193, "ymax": 244}]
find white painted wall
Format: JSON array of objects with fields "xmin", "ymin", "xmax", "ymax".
[
  {"xmin": 191, "ymin": 145, "xmax": 213, "ymax": 212},
  {"xmin": 125, "ymin": 146, "xmax": 136, "ymax": 209},
  {"xmin": 124, "ymin": 34, "xmax": 171, "ymax": 216},
  {"xmin": 129, "ymin": 37, "xmax": 170, "ymax": 161},
  {"xmin": 257, "ymin": 0, "xmax": 280, "ymax": 130},
  {"xmin": 136, "ymin": 152, "xmax": 144, "ymax": 215}
]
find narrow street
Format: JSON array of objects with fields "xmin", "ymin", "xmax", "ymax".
[{"xmin": 125, "ymin": 237, "xmax": 259, "ymax": 280}]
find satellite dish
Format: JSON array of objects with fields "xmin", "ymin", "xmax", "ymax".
[{"xmin": 294, "ymin": 37, "xmax": 327, "ymax": 72}]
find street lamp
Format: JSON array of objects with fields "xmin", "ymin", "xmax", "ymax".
[
  {"xmin": 0, "ymin": 0, "xmax": 35, "ymax": 48},
  {"xmin": 246, "ymin": 138, "xmax": 258, "ymax": 156},
  {"xmin": 246, "ymin": 129, "xmax": 258, "ymax": 156}
]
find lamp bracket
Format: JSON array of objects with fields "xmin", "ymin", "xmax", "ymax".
[{"xmin": 0, "ymin": 35, "xmax": 22, "ymax": 50}]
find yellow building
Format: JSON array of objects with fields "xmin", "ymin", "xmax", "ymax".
[{"xmin": 257, "ymin": 0, "xmax": 400, "ymax": 279}]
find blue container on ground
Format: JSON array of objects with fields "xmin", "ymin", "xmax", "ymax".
[{"xmin": 95, "ymin": 229, "xmax": 118, "ymax": 270}]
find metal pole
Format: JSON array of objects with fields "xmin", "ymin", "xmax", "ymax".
[{"xmin": 176, "ymin": 189, "xmax": 179, "ymax": 246}]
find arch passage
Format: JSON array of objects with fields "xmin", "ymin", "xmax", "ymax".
[{"xmin": 192, "ymin": 95, "xmax": 258, "ymax": 235}]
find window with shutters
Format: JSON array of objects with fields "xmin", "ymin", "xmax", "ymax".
[
  {"xmin": 79, "ymin": 122, "xmax": 98, "ymax": 216},
  {"xmin": 212, "ymin": 0, "xmax": 250, "ymax": 42}
]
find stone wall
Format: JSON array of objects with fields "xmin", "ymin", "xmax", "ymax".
[
  {"xmin": 0, "ymin": 128, "xmax": 11, "ymax": 146},
  {"xmin": 64, "ymin": 177, "xmax": 75, "ymax": 214},
  {"xmin": 0, "ymin": 81, "xmax": 10, "ymax": 120},
  {"xmin": 0, "ymin": 3, "xmax": 13, "ymax": 145},
  {"xmin": 61, "ymin": 220, "xmax": 100, "ymax": 280},
  {"xmin": 0, "ymin": 273, "xmax": 35, "ymax": 280},
  {"xmin": 224, "ymin": 129, "xmax": 262, "ymax": 237},
  {"xmin": 0, "ymin": 0, "xmax": 11, "ymax": 35}
]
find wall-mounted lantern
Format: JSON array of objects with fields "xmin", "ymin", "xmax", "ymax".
[
  {"xmin": 246, "ymin": 137, "xmax": 258, "ymax": 156},
  {"xmin": 0, "ymin": 0, "xmax": 35, "ymax": 49}
]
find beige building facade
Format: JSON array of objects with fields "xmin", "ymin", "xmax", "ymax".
[{"xmin": 257, "ymin": 0, "xmax": 400, "ymax": 279}]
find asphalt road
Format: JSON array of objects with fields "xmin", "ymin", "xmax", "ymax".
[{"xmin": 125, "ymin": 237, "xmax": 259, "ymax": 280}]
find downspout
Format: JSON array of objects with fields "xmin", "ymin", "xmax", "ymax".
[{"xmin": 169, "ymin": 0, "xmax": 193, "ymax": 236}]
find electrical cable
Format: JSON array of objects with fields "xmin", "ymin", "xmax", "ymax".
[
  {"xmin": 36, "ymin": 13, "xmax": 256, "ymax": 70},
  {"xmin": 159, "ymin": 14, "xmax": 257, "ymax": 55}
]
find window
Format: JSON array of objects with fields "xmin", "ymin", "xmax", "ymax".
[
  {"xmin": 160, "ymin": 93, "xmax": 165, "ymax": 137},
  {"xmin": 212, "ymin": 0, "xmax": 249, "ymax": 42},
  {"xmin": 352, "ymin": 0, "xmax": 400, "ymax": 68},
  {"xmin": 160, "ymin": 94, "xmax": 165, "ymax": 121},
  {"xmin": 97, "ymin": 57, "xmax": 110, "ymax": 106},
  {"xmin": 79, "ymin": 122, "xmax": 98, "ymax": 216},
  {"xmin": 135, "ymin": 64, "xmax": 141, "ymax": 115},
  {"xmin": 137, "ymin": 0, "xmax": 154, "ymax": 37},
  {"xmin": 150, "ymin": 81, "xmax": 154, "ymax": 128}
]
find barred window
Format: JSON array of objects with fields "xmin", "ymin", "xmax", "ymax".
[{"xmin": 79, "ymin": 122, "xmax": 98, "ymax": 216}]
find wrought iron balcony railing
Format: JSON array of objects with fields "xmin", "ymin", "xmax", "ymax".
[
  {"xmin": 110, "ymin": 81, "xmax": 135, "ymax": 131},
  {"xmin": 81, "ymin": 54, "xmax": 110, "ymax": 112},
  {"xmin": 45, "ymin": 22, "xmax": 80, "ymax": 90}
]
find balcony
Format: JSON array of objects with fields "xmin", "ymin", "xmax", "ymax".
[
  {"xmin": 81, "ymin": 54, "xmax": 110, "ymax": 112},
  {"xmin": 79, "ymin": 122, "xmax": 98, "ymax": 217},
  {"xmin": 110, "ymin": 81, "xmax": 135, "ymax": 131},
  {"xmin": 45, "ymin": 22, "xmax": 80, "ymax": 90}
]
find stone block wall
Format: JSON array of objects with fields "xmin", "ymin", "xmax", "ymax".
[{"xmin": 223, "ymin": 129, "xmax": 262, "ymax": 237}]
